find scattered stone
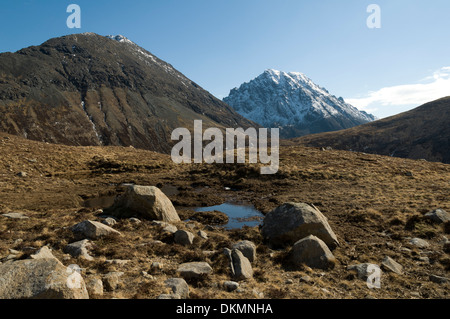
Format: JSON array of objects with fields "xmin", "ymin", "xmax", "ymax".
[
  {"xmin": 429, "ymin": 275, "xmax": 449, "ymax": 284},
  {"xmin": 71, "ymin": 220, "xmax": 121, "ymax": 240},
  {"xmin": 103, "ymin": 272, "xmax": 124, "ymax": 291},
  {"xmin": 165, "ymin": 278, "xmax": 189, "ymax": 299},
  {"xmin": 299, "ymin": 275, "xmax": 313, "ymax": 283},
  {"xmin": 163, "ymin": 224, "xmax": 178, "ymax": 234},
  {"xmin": 129, "ymin": 217, "xmax": 141, "ymax": 224},
  {"xmin": 198, "ymin": 230, "xmax": 208, "ymax": 240},
  {"xmin": 381, "ymin": 256, "xmax": 403, "ymax": 275},
  {"xmin": 105, "ymin": 259, "xmax": 130, "ymax": 266},
  {"xmin": 174, "ymin": 230, "xmax": 195, "ymax": 246},
  {"xmin": 347, "ymin": 263, "xmax": 381, "ymax": 280},
  {"xmin": 177, "ymin": 262, "xmax": 213, "ymax": 279},
  {"xmin": 232, "ymin": 240, "xmax": 257, "ymax": 263},
  {"xmin": 141, "ymin": 271, "xmax": 154, "ymax": 280},
  {"xmin": 105, "ymin": 185, "xmax": 181, "ymax": 222},
  {"xmin": 0, "ymin": 259, "xmax": 89, "ymax": 299},
  {"xmin": 231, "ymin": 249, "xmax": 253, "ymax": 281},
  {"xmin": 261, "ymin": 202, "xmax": 339, "ymax": 249},
  {"xmin": 425, "ymin": 209, "xmax": 450, "ymax": 224},
  {"xmin": 17, "ymin": 172, "xmax": 27, "ymax": 177},
  {"xmin": 85, "ymin": 277, "xmax": 104, "ymax": 297},
  {"xmin": 252, "ymin": 289, "xmax": 264, "ymax": 299},
  {"xmin": 409, "ymin": 238, "xmax": 430, "ymax": 249},
  {"xmin": 151, "ymin": 262, "xmax": 163, "ymax": 271},
  {"xmin": 224, "ymin": 281, "xmax": 239, "ymax": 292},
  {"xmin": 290, "ymin": 235, "xmax": 336, "ymax": 270},
  {"xmin": 157, "ymin": 293, "xmax": 181, "ymax": 299},
  {"xmin": 102, "ymin": 217, "xmax": 117, "ymax": 227},
  {"xmin": 1, "ymin": 212, "xmax": 29, "ymax": 219},
  {"xmin": 64, "ymin": 240, "xmax": 94, "ymax": 261},
  {"xmin": 418, "ymin": 257, "xmax": 430, "ymax": 263},
  {"xmin": 285, "ymin": 279, "xmax": 294, "ymax": 284}
]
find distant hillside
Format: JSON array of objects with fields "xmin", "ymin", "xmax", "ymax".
[
  {"xmin": 292, "ymin": 97, "xmax": 450, "ymax": 164},
  {"xmin": 0, "ymin": 33, "xmax": 255, "ymax": 153}
]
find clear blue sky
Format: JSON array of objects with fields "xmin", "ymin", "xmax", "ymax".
[{"xmin": 1, "ymin": 0, "xmax": 449, "ymax": 118}]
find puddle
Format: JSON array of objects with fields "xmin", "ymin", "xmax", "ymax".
[{"xmin": 194, "ymin": 203, "xmax": 263, "ymax": 230}]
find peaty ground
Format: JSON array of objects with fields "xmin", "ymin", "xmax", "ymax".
[{"xmin": 0, "ymin": 132, "xmax": 449, "ymax": 299}]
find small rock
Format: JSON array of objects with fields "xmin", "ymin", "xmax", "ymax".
[
  {"xmin": 151, "ymin": 262, "xmax": 163, "ymax": 271},
  {"xmin": 102, "ymin": 217, "xmax": 117, "ymax": 227},
  {"xmin": 165, "ymin": 278, "xmax": 189, "ymax": 299},
  {"xmin": 290, "ymin": 235, "xmax": 336, "ymax": 270},
  {"xmin": 232, "ymin": 240, "xmax": 256, "ymax": 263},
  {"xmin": 163, "ymin": 224, "xmax": 178, "ymax": 234},
  {"xmin": 71, "ymin": 220, "xmax": 121, "ymax": 240},
  {"xmin": 103, "ymin": 272, "xmax": 124, "ymax": 291},
  {"xmin": 381, "ymin": 256, "xmax": 403, "ymax": 275},
  {"xmin": 285, "ymin": 279, "xmax": 294, "ymax": 284},
  {"xmin": 425, "ymin": 209, "xmax": 450, "ymax": 224},
  {"xmin": 85, "ymin": 277, "xmax": 103, "ymax": 297},
  {"xmin": 17, "ymin": 172, "xmax": 27, "ymax": 177},
  {"xmin": 347, "ymin": 263, "xmax": 381, "ymax": 280},
  {"xmin": 129, "ymin": 217, "xmax": 141, "ymax": 224},
  {"xmin": 157, "ymin": 293, "xmax": 181, "ymax": 299},
  {"xmin": 177, "ymin": 262, "xmax": 213, "ymax": 279},
  {"xmin": 174, "ymin": 230, "xmax": 195, "ymax": 246},
  {"xmin": 30, "ymin": 246, "xmax": 62, "ymax": 264},
  {"xmin": 231, "ymin": 249, "xmax": 253, "ymax": 281},
  {"xmin": 64, "ymin": 240, "xmax": 94, "ymax": 261},
  {"xmin": 409, "ymin": 238, "xmax": 430, "ymax": 249},
  {"xmin": 429, "ymin": 275, "xmax": 449, "ymax": 284},
  {"xmin": 197, "ymin": 230, "xmax": 208, "ymax": 240},
  {"xmin": 141, "ymin": 271, "xmax": 154, "ymax": 280},
  {"xmin": 224, "ymin": 281, "xmax": 239, "ymax": 292},
  {"xmin": 1, "ymin": 212, "xmax": 29, "ymax": 219},
  {"xmin": 418, "ymin": 257, "xmax": 430, "ymax": 263},
  {"xmin": 299, "ymin": 275, "xmax": 313, "ymax": 283},
  {"xmin": 105, "ymin": 259, "xmax": 130, "ymax": 266}
]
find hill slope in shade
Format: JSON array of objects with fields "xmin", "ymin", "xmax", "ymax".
[
  {"xmin": 224, "ymin": 69, "xmax": 375, "ymax": 138},
  {"xmin": 292, "ymin": 97, "xmax": 450, "ymax": 164},
  {"xmin": 0, "ymin": 33, "xmax": 255, "ymax": 153}
]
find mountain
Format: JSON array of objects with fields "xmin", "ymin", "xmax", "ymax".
[
  {"xmin": 0, "ymin": 33, "xmax": 254, "ymax": 153},
  {"xmin": 292, "ymin": 97, "xmax": 450, "ymax": 164},
  {"xmin": 223, "ymin": 69, "xmax": 376, "ymax": 138}
]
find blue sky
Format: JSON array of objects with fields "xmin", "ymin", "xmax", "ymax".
[{"xmin": 1, "ymin": 0, "xmax": 449, "ymax": 118}]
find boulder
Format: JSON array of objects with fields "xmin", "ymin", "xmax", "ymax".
[
  {"xmin": 425, "ymin": 209, "xmax": 450, "ymax": 224},
  {"xmin": 232, "ymin": 240, "xmax": 256, "ymax": 263},
  {"xmin": 85, "ymin": 276, "xmax": 104, "ymax": 297},
  {"xmin": 289, "ymin": 235, "xmax": 336, "ymax": 270},
  {"xmin": 30, "ymin": 246, "xmax": 62, "ymax": 264},
  {"xmin": 165, "ymin": 278, "xmax": 189, "ymax": 299},
  {"xmin": 71, "ymin": 220, "xmax": 121, "ymax": 240},
  {"xmin": 0, "ymin": 259, "xmax": 89, "ymax": 299},
  {"xmin": 105, "ymin": 185, "xmax": 180, "ymax": 222},
  {"xmin": 261, "ymin": 203, "xmax": 339, "ymax": 249},
  {"xmin": 231, "ymin": 249, "xmax": 253, "ymax": 281},
  {"xmin": 177, "ymin": 262, "xmax": 213, "ymax": 279},
  {"xmin": 174, "ymin": 230, "xmax": 195, "ymax": 246}
]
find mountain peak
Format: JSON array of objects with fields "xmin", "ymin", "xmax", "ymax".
[{"xmin": 224, "ymin": 70, "xmax": 376, "ymax": 138}]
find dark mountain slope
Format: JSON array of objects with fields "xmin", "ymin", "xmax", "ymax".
[
  {"xmin": 292, "ymin": 97, "xmax": 450, "ymax": 164},
  {"xmin": 0, "ymin": 33, "xmax": 255, "ymax": 153}
]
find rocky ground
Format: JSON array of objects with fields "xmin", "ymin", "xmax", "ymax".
[{"xmin": 0, "ymin": 132, "xmax": 449, "ymax": 299}]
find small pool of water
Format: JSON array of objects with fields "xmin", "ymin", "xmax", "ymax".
[{"xmin": 194, "ymin": 203, "xmax": 263, "ymax": 230}]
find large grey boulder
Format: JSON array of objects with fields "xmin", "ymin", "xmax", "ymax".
[
  {"xmin": 0, "ymin": 259, "xmax": 89, "ymax": 299},
  {"xmin": 105, "ymin": 185, "xmax": 180, "ymax": 222},
  {"xmin": 261, "ymin": 203, "xmax": 339, "ymax": 249},
  {"xmin": 71, "ymin": 220, "xmax": 121, "ymax": 240},
  {"xmin": 232, "ymin": 240, "xmax": 257, "ymax": 263},
  {"xmin": 289, "ymin": 235, "xmax": 336, "ymax": 270},
  {"xmin": 177, "ymin": 262, "xmax": 213, "ymax": 279}
]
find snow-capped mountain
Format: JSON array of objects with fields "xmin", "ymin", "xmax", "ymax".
[{"xmin": 224, "ymin": 69, "xmax": 376, "ymax": 138}]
